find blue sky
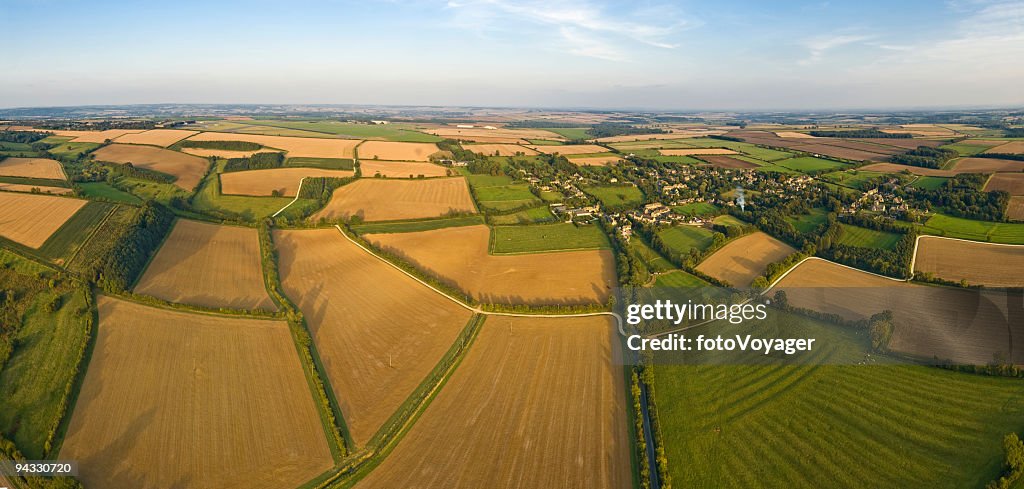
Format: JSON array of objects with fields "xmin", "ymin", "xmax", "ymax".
[{"xmin": 1, "ymin": 0, "xmax": 1022, "ymax": 110}]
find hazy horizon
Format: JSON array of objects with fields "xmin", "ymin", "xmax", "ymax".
[{"xmin": 3, "ymin": 0, "xmax": 1023, "ymax": 110}]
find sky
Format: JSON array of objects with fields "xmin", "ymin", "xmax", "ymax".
[{"xmin": 1, "ymin": 0, "xmax": 1022, "ymax": 110}]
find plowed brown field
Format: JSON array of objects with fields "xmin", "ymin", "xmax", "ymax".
[
  {"xmin": 953, "ymin": 157, "xmax": 1024, "ymax": 173},
  {"xmin": 274, "ymin": 228, "xmax": 473, "ymax": 446},
  {"xmin": 985, "ymin": 141, "xmax": 1024, "ymax": 154},
  {"xmin": 354, "ymin": 315, "xmax": 630, "ymax": 489},
  {"xmin": 984, "ymin": 173, "xmax": 1024, "ymax": 194},
  {"xmin": 774, "ymin": 258, "xmax": 1020, "ymax": 365},
  {"xmin": 60, "ymin": 296, "xmax": 333, "ymax": 489},
  {"xmin": 914, "ymin": 236, "xmax": 1024, "ymax": 288},
  {"xmin": 366, "ymin": 225, "xmax": 615, "ymax": 305},
  {"xmin": 133, "ymin": 219, "xmax": 276, "ymax": 310}
]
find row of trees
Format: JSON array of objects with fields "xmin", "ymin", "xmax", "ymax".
[
  {"xmin": 179, "ymin": 139, "xmax": 261, "ymax": 151},
  {"xmin": 0, "ymin": 130, "xmax": 51, "ymax": 143},
  {"xmin": 223, "ymin": 152, "xmax": 285, "ymax": 172},
  {"xmin": 95, "ymin": 202, "xmax": 175, "ymax": 291},
  {"xmin": 889, "ymin": 146, "xmax": 958, "ymax": 169},
  {"xmin": 808, "ymin": 129, "xmax": 911, "ymax": 138},
  {"xmin": 587, "ymin": 123, "xmax": 665, "ymax": 138}
]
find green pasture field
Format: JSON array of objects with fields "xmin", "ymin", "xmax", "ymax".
[
  {"xmin": 837, "ymin": 223, "xmax": 902, "ymax": 249},
  {"xmin": 351, "ymin": 215, "xmax": 485, "ymax": 234},
  {"xmin": 774, "ymin": 156, "xmax": 847, "ymax": 172},
  {"xmin": 630, "ymin": 235, "xmax": 675, "ymax": 274},
  {"xmin": 673, "ymin": 202, "xmax": 719, "ymax": 217},
  {"xmin": 653, "ymin": 270, "xmax": 708, "ymax": 287},
  {"xmin": 910, "ymin": 176, "xmax": 949, "ymax": 190},
  {"xmin": 286, "ymin": 157, "xmax": 355, "ymax": 170},
  {"xmin": 918, "ymin": 213, "xmax": 1024, "ymax": 244},
  {"xmin": 528, "ymin": 139, "xmax": 563, "ymax": 145},
  {"xmin": 713, "ymin": 215, "xmax": 748, "ymax": 228},
  {"xmin": 939, "ymin": 142, "xmax": 992, "ymax": 156},
  {"xmin": 539, "ymin": 190, "xmax": 563, "ymax": 202},
  {"xmin": 241, "ymin": 119, "xmax": 442, "ymax": 142},
  {"xmin": 117, "ymin": 177, "xmax": 188, "ymax": 204},
  {"xmin": 490, "ymin": 223, "xmax": 610, "ymax": 254},
  {"xmin": 653, "ymin": 309, "xmax": 1024, "ymax": 489},
  {"xmin": 77, "ymin": 182, "xmax": 142, "ymax": 204},
  {"xmin": 786, "ymin": 207, "xmax": 829, "ymax": 234},
  {"xmin": 657, "ymin": 226, "xmax": 715, "ymax": 255},
  {"xmin": 465, "ymin": 174, "xmax": 513, "ymax": 188},
  {"xmin": 755, "ymin": 164, "xmax": 800, "ymax": 175},
  {"xmin": 583, "ymin": 185, "xmax": 644, "ymax": 208},
  {"xmin": 46, "ymin": 142, "xmax": 101, "ymax": 159},
  {"xmin": 474, "ymin": 184, "xmax": 538, "ymax": 203},
  {"xmin": 820, "ymin": 170, "xmax": 890, "ymax": 190},
  {"xmin": 0, "ymin": 252, "xmax": 92, "ymax": 459},
  {"xmin": 488, "ymin": 206, "xmax": 557, "ymax": 225}
]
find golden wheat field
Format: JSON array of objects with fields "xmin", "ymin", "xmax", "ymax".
[
  {"xmin": 775, "ymin": 131, "xmax": 816, "ymax": 138},
  {"xmin": 696, "ymin": 232, "xmax": 796, "ymax": 287},
  {"xmin": 0, "ymin": 157, "xmax": 66, "ymax": 179},
  {"xmin": 913, "ymin": 236, "xmax": 1024, "ymax": 288},
  {"xmin": 528, "ymin": 144, "xmax": 610, "ymax": 155},
  {"xmin": 569, "ymin": 155, "xmax": 626, "ymax": 166},
  {"xmin": 219, "ymin": 168, "xmax": 354, "ymax": 197},
  {"xmin": 0, "ymin": 183, "xmax": 72, "ymax": 195},
  {"xmin": 312, "ymin": 177, "xmax": 476, "ymax": 222},
  {"xmin": 274, "ymin": 228, "xmax": 473, "ymax": 446},
  {"xmin": 186, "ymin": 132, "xmax": 361, "ymax": 158},
  {"xmin": 357, "ymin": 141, "xmax": 439, "ymax": 161},
  {"xmin": 0, "ymin": 192, "xmax": 86, "ymax": 248},
  {"xmin": 133, "ymin": 219, "xmax": 277, "ymax": 310},
  {"xmin": 461, "ymin": 144, "xmax": 538, "ymax": 156},
  {"xmin": 59, "ymin": 296, "xmax": 333, "ymax": 489},
  {"xmin": 91, "ymin": 144, "xmax": 210, "ymax": 190},
  {"xmin": 357, "ymin": 160, "xmax": 449, "ymax": 178},
  {"xmin": 774, "ymin": 258, "xmax": 1019, "ymax": 364},
  {"xmin": 47, "ymin": 129, "xmax": 146, "ymax": 142},
  {"xmin": 180, "ymin": 147, "xmax": 278, "ymax": 159},
  {"xmin": 354, "ymin": 315, "xmax": 631, "ymax": 489},
  {"xmin": 112, "ymin": 129, "xmax": 198, "ymax": 147},
  {"xmin": 366, "ymin": 225, "xmax": 615, "ymax": 305}
]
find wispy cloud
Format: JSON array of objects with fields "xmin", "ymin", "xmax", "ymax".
[
  {"xmin": 445, "ymin": 0, "xmax": 694, "ymax": 61},
  {"xmin": 799, "ymin": 34, "xmax": 873, "ymax": 65}
]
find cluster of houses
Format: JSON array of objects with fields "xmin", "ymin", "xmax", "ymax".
[{"xmin": 845, "ymin": 187, "xmax": 911, "ymax": 216}]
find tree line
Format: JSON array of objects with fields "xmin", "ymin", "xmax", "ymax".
[
  {"xmin": 808, "ymin": 129, "xmax": 912, "ymax": 138},
  {"xmin": 180, "ymin": 140, "xmax": 262, "ymax": 151},
  {"xmin": 95, "ymin": 202, "xmax": 175, "ymax": 291},
  {"xmin": 0, "ymin": 130, "xmax": 51, "ymax": 144},
  {"xmin": 223, "ymin": 152, "xmax": 285, "ymax": 172},
  {"xmin": 889, "ymin": 146, "xmax": 958, "ymax": 169}
]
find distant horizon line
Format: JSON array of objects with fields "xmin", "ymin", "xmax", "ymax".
[{"xmin": 1, "ymin": 101, "xmax": 1022, "ymax": 115}]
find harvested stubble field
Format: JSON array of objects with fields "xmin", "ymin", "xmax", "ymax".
[
  {"xmin": 113, "ymin": 129, "xmax": 197, "ymax": 147},
  {"xmin": 0, "ymin": 192, "xmax": 86, "ymax": 248},
  {"xmin": 986, "ymin": 141, "xmax": 1024, "ymax": 154},
  {"xmin": 219, "ymin": 167, "xmax": 354, "ymax": 197},
  {"xmin": 914, "ymin": 236, "xmax": 1024, "ymax": 288},
  {"xmin": 461, "ymin": 143, "xmax": 538, "ymax": 156},
  {"xmin": 60, "ymin": 296, "xmax": 333, "ymax": 489},
  {"xmin": 47, "ymin": 129, "xmax": 145, "ymax": 143},
  {"xmin": 697, "ymin": 155, "xmax": 758, "ymax": 169},
  {"xmin": 696, "ymin": 232, "xmax": 795, "ymax": 287},
  {"xmin": 527, "ymin": 144, "xmax": 610, "ymax": 155},
  {"xmin": 133, "ymin": 219, "xmax": 276, "ymax": 310},
  {"xmin": 366, "ymin": 225, "xmax": 615, "ymax": 305},
  {"xmin": 354, "ymin": 315, "xmax": 630, "ymax": 489},
  {"xmin": 774, "ymin": 259, "xmax": 1022, "ymax": 364},
  {"xmin": 312, "ymin": 177, "xmax": 476, "ymax": 222},
  {"xmin": 0, "ymin": 183, "xmax": 71, "ymax": 195},
  {"xmin": 274, "ymin": 228, "xmax": 473, "ymax": 445},
  {"xmin": 775, "ymin": 131, "xmax": 816, "ymax": 138},
  {"xmin": 358, "ymin": 160, "xmax": 449, "ymax": 178},
  {"xmin": 952, "ymin": 157, "xmax": 1024, "ymax": 173},
  {"xmin": 186, "ymin": 132, "xmax": 361, "ymax": 158},
  {"xmin": 180, "ymin": 147, "xmax": 277, "ymax": 159},
  {"xmin": 984, "ymin": 173, "xmax": 1024, "ymax": 194},
  {"xmin": 426, "ymin": 126, "xmax": 564, "ymax": 143},
  {"xmin": 660, "ymin": 148, "xmax": 738, "ymax": 156},
  {"xmin": 0, "ymin": 157, "xmax": 66, "ymax": 179},
  {"xmin": 594, "ymin": 130, "xmax": 724, "ymax": 143},
  {"xmin": 357, "ymin": 141, "xmax": 439, "ymax": 161},
  {"xmin": 857, "ymin": 138, "xmax": 947, "ymax": 150},
  {"xmin": 569, "ymin": 155, "xmax": 626, "ymax": 166},
  {"xmin": 91, "ymin": 144, "xmax": 209, "ymax": 190}
]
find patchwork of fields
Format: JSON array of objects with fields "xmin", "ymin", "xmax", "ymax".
[{"xmin": 92, "ymin": 144, "xmax": 210, "ymax": 190}]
